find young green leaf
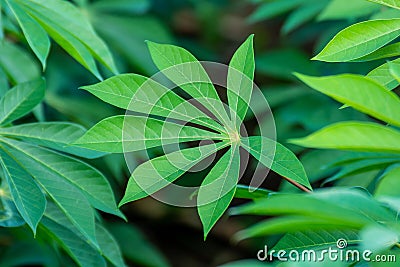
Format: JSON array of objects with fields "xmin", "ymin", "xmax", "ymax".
[
  {"xmin": 367, "ymin": 58, "xmax": 400, "ymax": 90},
  {"xmin": 0, "ymin": 138, "xmax": 122, "ymax": 218},
  {"xmin": 290, "ymin": 121, "xmax": 400, "ymax": 153},
  {"xmin": 295, "ymin": 73, "xmax": 400, "ymax": 127},
  {"xmin": 80, "ymin": 74, "xmax": 225, "ymax": 133},
  {"xmin": 6, "ymin": 0, "xmax": 50, "ymax": 69},
  {"xmin": 227, "ymin": 34, "xmax": 254, "ymax": 127},
  {"xmin": 353, "ymin": 42, "xmax": 400, "ymax": 61},
  {"xmin": 375, "ymin": 166, "xmax": 400, "ymax": 197},
  {"xmin": 313, "ymin": 19, "xmax": 400, "ymax": 62},
  {"xmin": 241, "ymin": 136, "xmax": 311, "ymax": 190},
  {"xmin": 147, "ymin": 41, "xmax": 230, "ymax": 126},
  {"xmin": 0, "ymin": 122, "xmax": 106, "ymax": 159},
  {"xmin": 318, "ymin": 0, "xmax": 378, "ymax": 21},
  {"xmin": 198, "ymin": 145, "xmax": 240, "ymax": 239},
  {"xmin": 119, "ymin": 142, "xmax": 229, "ymax": 205},
  {"xmin": 367, "ymin": 0, "xmax": 400, "ymax": 10},
  {"xmin": 0, "ymin": 79, "xmax": 45, "ymax": 125},
  {"xmin": 282, "ymin": 1, "xmax": 326, "ymax": 33},
  {"xmin": 0, "ymin": 148, "xmax": 46, "ymax": 234}
]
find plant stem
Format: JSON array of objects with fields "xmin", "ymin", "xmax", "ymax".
[{"xmin": 281, "ymin": 176, "xmax": 312, "ymax": 193}]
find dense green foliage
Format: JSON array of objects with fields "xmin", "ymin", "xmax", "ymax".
[{"xmin": 2, "ymin": 0, "xmax": 400, "ymax": 266}]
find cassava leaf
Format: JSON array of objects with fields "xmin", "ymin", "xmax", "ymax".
[
  {"xmin": 0, "ymin": 79, "xmax": 45, "ymax": 125},
  {"xmin": 119, "ymin": 142, "xmax": 229, "ymax": 205},
  {"xmin": 6, "ymin": 0, "xmax": 50, "ymax": 69},
  {"xmin": 0, "ymin": 148, "xmax": 46, "ymax": 233},
  {"xmin": 241, "ymin": 136, "xmax": 311, "ymax": 190},
  {"xmin": 74, "ymin": 115, "xmax": 223, "ymax": 153},
  {"xmin": 198, "ymin": 145, "xmax": 240, "ymax": 239},
  {"xmin": 227, "ymin": 34, "xmax": 254, "ymax": 128}
]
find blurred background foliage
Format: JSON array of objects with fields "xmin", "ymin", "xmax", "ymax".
[{"xmin": 1, "ymin": 0, "xmax": 399, "ymax": 266}]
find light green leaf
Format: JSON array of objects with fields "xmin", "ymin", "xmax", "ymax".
[
  {"xmin": 0, "ymin": 138, "xmax": 122, "ymax": 218},
  {"xmin": 234, "ymin": 184, "xmax": 272, "ymax": 199},
  {"xmin": 0, "ymin": 148, "xmax": 46, "ymax": 233},
  {"xmin": 81, "ymin": 74, "xmax": 225, "ymax": 133},
  {"xmin": 0, "ymin": 122, "xmax": 106, "ymax": 159},
  {"xmin": 360, "ymin": 225, "xmax": 399, "ymax": 253},
  {"xmin": 367, "ymin": 0, "xmax": 400, "ymax": 10},
  {"xmin": 353, "ymin": 42, "xmax": 400, "ymax": 61},
  {"xmin": 241, "ymin": 136, "xmax": 311, "ymax": 190},
  {"xmin": 235, "ymin": 216, "xmax": 345, "ymax": 241},
  {"xmin": 290, "ymin": 122, "xmax": 400, "ymax": 153},
  {"xmin": 119, "ymin": 142, "xmax": 229, "ymax": 205},
  {"xmin": 14, "ymin": 0, "xmax": 118, "ymax": 73},
  {"xmin": 318, "ymin": 0, "xmax": 378, "ymax": 21},
  {"xmin": 295, "ymin": 73, "xmax": 400, "ymax": 127},
  {"xmin": 198, "ymin": 145, "xmax": 240, "ymax": 239},
  {"xmin": 0, "ymin": 79, "xmax": 45, "ymax": 125},
  {"xmin": 0, "ymin": 41, "xmax": 40, "ymax": 84},
  {"xmin": 273, "ymin": 230, "xmax": 360, "ymax": 251},
  {"xmin": 41, "ymin": 202, "xmax": 105, "ymax": 267},
  {"xmin": 367, "ymin": 58, "xmax": 400, "ymax": 90},
  {"xmin": 90, "ymin": 0, "xmax": 150, "ymax": 14},
  {"xmin": 227, "ymin": 34, "xmax": 254, "ymax": 127},
  {"xmin": 6, "ymin": 0, "xmax": 50, "ymax": 69},
  {"xmin": 74, "ymin": 115, "xmax": 223, "ymax": 153},
  {"xmin": 388, "ymin": 60, "xmax": 400, "ymax": 83},
  {"xmin": 147, "ymin": 41, "xmax": 230, "ymax": 126},
  {"xmin": 248, "ymin": 0, "xmax": 307, "ymax": 23},
  {"xmin": 313, "ymin": 19, "xmax": 400, "ymax": 62},
  {"xmin": 282, "ymin": 1, "xmax": 326, "ymax": 33},
  {"xmin": 96, "ymin": 225, "xmax": 126, "ymax": 267},
  {"xmin": 375, "ymin": 166, "xmax": 400, "ymax": 197}
]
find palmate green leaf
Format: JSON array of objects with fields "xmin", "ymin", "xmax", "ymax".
[
  {"xmin": 227, "ymin": 34, "xmax": 254, "ymax": 127},
  {"xmin": 16, "ymin": 0, "xmax": 118, "ymax": 78},
  {"xmin": 80, "ymin": 74, "xmax": 225, "ymax": 133},
  {"xmin": 295, "ymin": 73, "xmax": 400, "ymax": 127},
  {"xmin": 367, "ymin": 0, "xmax": 400, "ymax": 9},
  {"xmin": 0, "ymin": 79, "xmax": 45, "ymax": 125},
  {"xmin": 367, "ymin": 58, "xmax": 400, "ymax": 90},
  {"xmin": 273, "ymin": 230, "xmax": 360, "ymax": 251},
  {"xmin": 119, "ymin": 142, "xmax": 229, "ymax": 205},
  {"xmin": 0, "ymin": 122, "xmax": 106, "ymax": 159},
  {"xmin": 6, "ymin": 0, "xmax": 50, "ymax": 69},
  {"xmin": 74, "ymin": 115, "xmax": 223, "ymax": 153},
  {"xmin": 290, "ymin": 121, "xmax": 400, "ymax": 153},
  {"xmin": 241, "ymin": 136, "xmax": 311, "ymax": 190},
  {"xmin": 313, "ymin": 19, "xmax": 400, "ymax": 62},
  {"xmin": 0, "ymin": 138, "xmax": 122, "ymax": 218},
  {"xmin": 0, "ymin": 141, "xmax": 98, "ymax": 247},
  {"xmin": 0, "ymin": 148, "xmax": 46, "ymax": 233},
  {"xmin": 375, "ymin": 166, "xmax": 400, "ymax": 197},
  {"xmin": 0, "ymin": 41, "xmax": 40, "ymax": 84},
  {"xmin": 198, "ymin": 145, "xmax": 240, "ymax": 239},
  {"xmin": 147, "ymin": 41, "xmax": 230, "ymax": 126},
  {"xmin": 41, "ymin": 202, "xmax": 105, "ymax": 267}
]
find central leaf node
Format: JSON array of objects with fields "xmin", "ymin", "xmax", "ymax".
[{"xmin": 229, "ymin": 131, "xmax": 241, "ymax": 144}]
